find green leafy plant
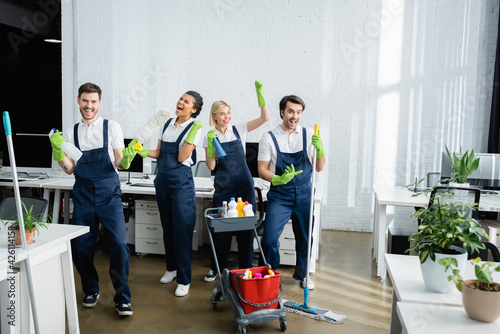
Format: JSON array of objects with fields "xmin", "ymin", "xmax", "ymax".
[
  {"xmin": 1, "ymin": 201, "xmax": 50, "ymax": 234},
  {"xmin": 439, "ymin": 257, "xmax": 500, "ymax": 292},
  {"xmin": 445, "ymin": 145, "xmax": 480, "ymax": 184},
  {"xmin": 407, "ymin": 191, "xmax": 488, "ymax": 264}
]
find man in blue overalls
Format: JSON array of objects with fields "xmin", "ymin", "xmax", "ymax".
[
  {"xmin": 257, "ymin": 95, "xmax": 326, "ymax": 289},
  {"xmin": 49, "ymin": 82, "xmax": 136, "ymax": 316}
]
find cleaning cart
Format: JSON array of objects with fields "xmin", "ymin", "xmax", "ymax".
[{"xmin": 205, "ymin": 207, "xmax": 287, "ymax": 334}]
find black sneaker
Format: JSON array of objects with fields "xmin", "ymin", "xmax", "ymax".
[
  {"xmin": 115, "ymin": 303, "xmax": 133, "ymax": 316},
  {"xmin": 82, "ymin": 292, "xmax": 100, "ymax": 308}
]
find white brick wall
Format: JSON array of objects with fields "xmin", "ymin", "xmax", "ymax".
[{"xmin": 62, "ymin": 0, "xmax": 499, "ymax": 231}]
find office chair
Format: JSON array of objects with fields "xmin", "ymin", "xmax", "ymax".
[
  {"xmin": 428, "ymin": 186, "xmax": 481, "ymax": 220},
  {"xmin": 469, "ymin": 241, "xmax": 500, "ymax": 262},
  {"xmin": 0, "ymin": 196, "xmax": 49, "ymax": 222},
  {"xmin": 193, "ymin": 160, "xmax": 212, "ymax": 177}
]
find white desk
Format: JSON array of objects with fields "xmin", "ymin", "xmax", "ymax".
[
  {"xmin": 373, "ymin": 185, "xmax": 500, "ymax": 278},
  {"xmin": 385, "ymin": 254, "xmax": 500, "ymax": 334},
  {"xmin": 396, "ymin": 302, "xmax": 500, "ymax": 334},
  {"xmin": 0, "ymin": 224, "xmax": 89, "ymax": 333}
]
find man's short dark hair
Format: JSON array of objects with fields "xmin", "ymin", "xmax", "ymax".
[
  {"xmin": 78, "ymin": 82, "xmax": 102, "ymax": 100},
  {"xmin": 279, "ymin": 95, "xmax": 305, "ymax": 119}
]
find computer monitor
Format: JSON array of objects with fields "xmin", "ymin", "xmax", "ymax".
[
  {"xmin": 246, "ymin": 142, "xmax": 259, "ymax": 177},
  {"xmin": 123, "ymin": 138, "xmax": 144, "ymax": 173},
  {"xmin": 1, "ymin": 133, "xmax": 53, "ymax": 175}
]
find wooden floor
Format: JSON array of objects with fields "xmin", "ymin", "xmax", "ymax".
[{"xmin": 73, "ymin": 230, "xmax": 393, "ymax": 333}]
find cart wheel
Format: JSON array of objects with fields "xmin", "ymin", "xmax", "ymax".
[
  {"xmin": 280, "ymin": 319, "xmax": 287, "ymax": 331},
  {"xmin": 238, "ymin": 325, "xmax": 246, "ymax": 334}
]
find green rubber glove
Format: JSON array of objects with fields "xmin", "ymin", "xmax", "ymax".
[
  {"xmin": 206, "ymin": 129, "xmax": 217, "ymax": 158},
  {"xmin": 121, "ymin": 144, "xmax": 137, "ymax": 170},
  {"xmin": 137, "ymin": 149, "xmax": 149, "ymax": 158},
  {"xmin": 49, "ymin": 130, "xmax": 66, "ymax": 161},
  {"xmin": 255, "ymin": 81, "xmax": 266, "ymax": 107},
  {"xmin": 186, "ymin": 120, "xmax": 203, "ymax": 144},
  {"xmin": 271, "ymin": 164, "xmax": 303, "ymax": 186},
  {"xmin": 312, "ymin": 131, "xmax": 326, "ymax": 159}
]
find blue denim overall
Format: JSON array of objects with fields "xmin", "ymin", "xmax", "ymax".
[
  {"xmin": 261, "ymin": 129, "xmax": 313, "ymax": 280},
  {"xmin": 211, "ymin": 126, "xmax": 255, "ymax": 270},
  {"xmin": 154, "ymin": 119, "xmax": 196, "ymax": 285},
  {"xmin": 71, "ymin": 119, "xmax": 131, "ymax": 304}
]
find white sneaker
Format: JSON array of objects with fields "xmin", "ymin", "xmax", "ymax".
[
  {"xmin": 175, "ymin": 283, "xmax": 190, "ymax": 297},
  {"xmin": 300, "ymin": 278, "xmax": 315, "ymax": 290},
  {"xmin": 160, "ymin": 270, "xmax": 177, "ymax": 284},
  {"xmin": 204, "ymin": 269, "xmax": 218, "ymax": 282}
]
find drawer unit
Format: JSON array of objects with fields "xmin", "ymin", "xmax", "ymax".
[
  {"xmin": 135, "ymin": 196, "xmax": 165, "ymax": 255},
  {"xmin": 279, "ymin": 221, "xmax": 296, "ymax": 265}
]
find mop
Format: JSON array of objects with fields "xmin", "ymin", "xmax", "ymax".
[
  {"xmin": 3, "ymin": 111, "xmax": 41, "ymax": 333},
  {"xmin": 283, "ymin": 124, "xmax": 347, "ymax": 324}
]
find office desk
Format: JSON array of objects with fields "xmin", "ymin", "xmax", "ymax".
[
  {"xmin": 396, "ymin": 302, "xmax": 500, "ymax": 334},
  {"xmin": 372, "ymin": 185, "xmax": 500, "ymax": 278},
  {"xmin": 0, "ymin": 224, "xmax": 89, "ymax": 333},
  {"xmin": 385, "ymin": 254, "xmax": 500, "ymax": 334}
]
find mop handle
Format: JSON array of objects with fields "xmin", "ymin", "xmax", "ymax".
[
  {"xmin": 3, "ymin": 111, "xmax": 12, "ymax": 135},
  {"xmin": 3, "ymin": 111, "xmax": 41, "ymax": 333},
  {"xmin": 304, "ymin": 124, "xmax": 318, "ymax": 308}
]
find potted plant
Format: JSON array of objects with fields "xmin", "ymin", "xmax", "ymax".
[
  {"xmin": 439, "ymin": 257, "xmax": 500, "ymax": 322},
  {"xmin": 1, "ymin": 201, "xmax": 50, "ymax": 245},
  {"xmin": 445, "ymin": 145, "xmax": 480, "ymax": 185},
  {"xmin": 407, "ymin": 189, "xmax": 488, "ymax": 293}
]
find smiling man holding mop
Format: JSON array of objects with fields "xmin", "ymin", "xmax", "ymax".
[{"xmin": 257, "ymin": 95, "xmax": 326, "ymax": 289}]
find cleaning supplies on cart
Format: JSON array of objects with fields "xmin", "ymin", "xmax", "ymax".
[
  {"xmin": 243, "ymin": 201, "xmax": 254, "ymax": 216},
  {"xmin": 264, "ymin": 269, "xmax": 275, "ymax": 278},
  {"xmin": 254, "ymin": 273, "xmax": 262, "ymax": 278},
  {"xmin": 227, "ymin": 198, "xmax": 238, "ymax": 217},
  {"xmin": 236, "ymin": 197, "xmax": 245, "ymax": 217},
  {"xmin": 49, "ymin": 128, "xmax": 83, "ymax": 162},
  {"xmin": 243, "ymin": 269, "xmax": 252, "ymax": 279},
  {"xmin": 222, "ymin": 200, "xmax": 228, "ymax": 218}
]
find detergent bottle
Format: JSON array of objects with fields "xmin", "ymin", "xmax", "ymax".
[
  {"xmin": 227, "ymin": 198, "xmax": 238, "ymax": 218},
  {"xmin": 243, "ymin": 201, "xmax": 254, "ymax": 216},
  {"xmin": 236, "ymin": 197, "xmax": 245, "ymax": 217}
]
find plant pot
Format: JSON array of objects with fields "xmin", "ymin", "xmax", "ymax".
[
  {"xmin": 448, "ymin": 182, "xmax": 470, "ymax": 199},
  {"xmin": 14, "ymin": 228, "xmax": 36, "ymax": 245},
  {"xmin": 420, "ymin": 246, "xmax": 467, "ymax": 293},
  {"xmin": 462, "ymin": 280, "xmax": 500, "ymax": 322}
]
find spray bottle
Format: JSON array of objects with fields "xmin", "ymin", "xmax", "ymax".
[{"xmin": 49, "ymin": 128, "xmax": 83, "ymax": 162}]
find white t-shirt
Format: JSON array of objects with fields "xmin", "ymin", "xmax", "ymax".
[
  {"xmin": 258, "ymin": 124, "xmax": 314, "ymax": 174},
  {"xmin": 64, "ymin": 116, "xmax": 124, "ymax": 172},
  {"xmin": 158, "ymin": 117, "xmax": 202, "ymax": 167},
  {"xmin": 202, "ymin": 122, "xmax": 248, "ymax": 158}
]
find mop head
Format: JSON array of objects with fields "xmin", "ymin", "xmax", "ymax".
[
  {"xmin": 134, "ymin": 108, "xmax": 171, "ymax": 143},
  {"xmin": 283, "ymin": 300, "xmax": 347, "ymax": 324}
]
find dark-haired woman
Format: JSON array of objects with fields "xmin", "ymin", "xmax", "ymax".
[{"xmin": 144, "ymin": 91, "xmax": 203, "ymax": 297}]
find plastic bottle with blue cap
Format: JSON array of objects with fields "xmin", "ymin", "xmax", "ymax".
[{"xmin": 227, "ymin": 197, "xmax": 238, "ymax": 218}]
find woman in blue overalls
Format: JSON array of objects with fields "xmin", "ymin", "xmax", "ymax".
[
  {"xmin": 146, "ymin": 91, "xmax": 203, "ymax": 297},
  {"xmin": 202, "ymin": 81, "xmax": 268, "ymax": 282}
]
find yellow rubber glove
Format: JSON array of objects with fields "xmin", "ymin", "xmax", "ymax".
[
  {"xmin": 186, "ymin": 120, "xmax": 203, "ymax": 144},
  {"xmin": 49, "ymin": 130, "xmax": 66, "ymax": 161},
  {"xmin": 271, "ymin": 164, "xmax": 303, "ymax": 186}
]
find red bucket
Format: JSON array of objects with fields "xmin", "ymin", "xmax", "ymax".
[{"xmin": 230, "ymin": 266, "xmax": 282, "ymax": 314}]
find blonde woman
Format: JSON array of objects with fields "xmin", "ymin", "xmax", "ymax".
[{"xmin": 202, "ymin": 81, "xmax": 268, "ymax": 282}]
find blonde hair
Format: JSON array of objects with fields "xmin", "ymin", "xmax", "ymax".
[{"xmin": 209, "ymin": 100, "xmax": 231, "ymax": 127}]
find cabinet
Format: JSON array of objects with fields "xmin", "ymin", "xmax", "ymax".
[
  {"xmin": 279, "ymin": 220, "xmax": 296, "ymax": 265},
  {"xmin": 135, "ymin": 196, "xmax": 165, "ymax": 255}
]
